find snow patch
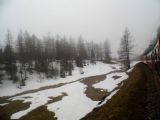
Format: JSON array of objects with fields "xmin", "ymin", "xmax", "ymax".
[
  {"xmin": 10, "ymin": 90, "xmax": 63, "ymax": 119},
  {"xmin": 0, "ymin": 103, "xmax": 9, "ymax": 106},
  {"xmin": 0, "ymin": 62, "xmax": 120, "ymax": 97},
  {"xmin": 47, "ymin": 82, "xmax": 98, "ymax": 120},
  {"xmin": 97, "ymin": 89, "xmax": 119, "ymax": 107},
  {"xmin": 93, "ymin": 72, "xmax": 128, "ymax": 92},
  {"xmin": 10, "ymin": 82, "xmax": 98, "ymax": 120}
]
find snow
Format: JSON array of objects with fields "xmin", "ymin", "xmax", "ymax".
[
  {"xmin": 93, "ymin": 72, "xmax": 128, "ymax": 92},
  {"xmin": 10, "ymin": 71, "xmax": 128, "ymax": 120},
  {"xmin": 10, "ymin": 90, "xmax": 62, "ymax": 119},
  {"xmin": 131, "ymin": 61, "xmax": 140, "ymax": 67},
  {"xmin": 47, "ymin": 82, "xmax": 98, "ymax": 120},
  {"xmin": 10, "ymin": 82, "xmax": 98, "ymax": 120},
  {"xmin": 96, "ymin": 89, "xmax": 119, "ymax": 107},
  {"xmin": 0, "ymin": 103, "xmax": 9, "ymax": 106},
  {"xmin": 0, "ymin": 62, "xmax": 120, "ymax": 97},
  {"xmin": 127, "ymin": 61, "xmax": 140, "ymax": 72},
  {"xmin": 0, "ymin": 61, "xmax": 132, "ymax": 120},
  {"xmin": 127, "ymin": 67, "xmax": 134, "ymax": 72}
]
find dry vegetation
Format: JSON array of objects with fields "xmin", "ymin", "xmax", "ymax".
[
  {"xmin": 81, "ymin": 75, "xmax": 109, "ymax": 101},
  {"xmin": 18, "ymin": 106, "xmax": 57, "ymax": 120},
  {"xmin": 46, "ymin": 92, "xmax": 68, "ymax": 105},
  {"xmin": 82, "ymin": 63, "xmax": 147, "ymax": 120},
  {"xmin": 0, "ymin": 63, "xmax": 150, "ymax": 120},
  {"xmin": 0, "ymin": 100, "xmax": 31, "ymax": 120},
  {"xmin": 0, "ymin": 99, "xmax": 57, "ymax": 120}
]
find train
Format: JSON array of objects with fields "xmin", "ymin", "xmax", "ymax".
[{"xmin": 141, "ymin": 38, "xmax": 160, "ymax": 74}]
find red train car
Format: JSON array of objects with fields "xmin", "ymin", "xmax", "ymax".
[
  {"xmin": 141, "ymin": 38, "xmax": 160, "ymax": 91},
  {"xmin": 141, "ymin": 38, "xmax": 160, "ymax": 71}
]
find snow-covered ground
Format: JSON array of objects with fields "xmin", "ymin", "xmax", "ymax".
[
  {"xmin": 93, "ymin": 72, "xmax": 128, "ymax": 92},
  {"xmin": 0, "ymin": 61, "xmax": 138, "ymax": 120},
  {"xmin": 0, "ymin": 62, "xmax": 120, "ymax": 97},
  {"xmin": 93, "ymin": 72, "xmax": 128, "ymax": 107},
  {"xmin": 9, "ymin": 71, "xmax": 128, "ymax": 120},
  {"xmin": 0, "ymin": 103, "xmax": 9, "ymax": 106},
  {"xmin": 47, "ymin": 82, "xmax": 98, "ymax": 120},
  {"xmin": 10, "ymin": 81, "xmax": 98, "ymax": 120}
]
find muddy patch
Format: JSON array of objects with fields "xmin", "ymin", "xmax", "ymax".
[
  {"xmin": 81, "ymin": 75, "xmax": 106, "ymax": 86},
  {"xmin": 19, "ymin": 106, "xmax": 57, "ymax": 120},
  {"xmin": 84, "ymin": 86, "xmax": 109, "ymax": 101},
  {"xmin": 111, "ymin": 66, "xmax": 116, "ymax": 69},
  {"xmin": 12, "ymin": 83, "xmax": 66, "ymax": 98},
  {"xmin": 112, "ymin": 75, "xmax": 122, "ymax": 80},
  {"xmin": 46, "ymin": 92, "xmax": 68, "ymax": 105},
  {"xmin": 80, "ymin": 71, "xmax": 124, "ymax": 101},
  {"xmin": 7, "ymin": 78, "xmax": 83, "ymax": 99},
  {"xmin": 0, "ymin": 97, "xmax": 10, "ymax": 104},
  {"xmin": 0, "ymin": 100, "xmax": 31, "ymax": 120},
  {"xmin": 81, "ymin": 75, "xmax": 109, "ymax": 101},
  {"xmin": 22, "ymin": 96, "xmax": 32, "ymax": 99}
]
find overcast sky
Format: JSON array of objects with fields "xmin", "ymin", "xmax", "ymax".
[{"xmin": 0, "ymin": 0, "xmax": 160, "ymax": 57}]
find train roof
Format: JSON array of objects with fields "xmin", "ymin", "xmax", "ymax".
[{"xmin": 142, "ymin": 38, "xmax": 160, "ymax": 57}]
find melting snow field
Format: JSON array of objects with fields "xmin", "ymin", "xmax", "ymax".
[
  {"xmin": 0, "ymin": 61, "xmax": 138, "ymax": 120},
  {"xmin": 0, "ymin": 62, "xmax": 120, "ymax": 97},
  {"xmin": 47, "ymin": 82, "xmax": 98, "ymax": 120},
  {"xmin": 10, "ymin": 82, "xmax": 98, "ymax": 120},
  {"xmin": 93, "ymin": 72, "xmax": 128, "ymax": 92}
]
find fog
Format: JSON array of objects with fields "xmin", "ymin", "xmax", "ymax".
[{"xmin": 0, "ymin": 0, "xmax": 160, "ymax": 57}]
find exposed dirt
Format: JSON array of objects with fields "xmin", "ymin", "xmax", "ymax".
[
  {"xmin": 0, "ymin": 96, "xmax": 10, "ymax": 104},
  {"xmin": 18, "ymin": 106, "xmax": 57, "ymax": 120},
  {"xmin": 0, "ymin": 69, "xmax": 124, "ymax": 120},
  {"xmin": 80, "ymin": 71, "xmax": 124, "ymax": 101},
  {"xmin": 80, "ymin": 75, "xmax": 109, "ymax": 101},
  {"xmin": 0, "ymin": 100, "xmax": 31, "ymax": 120},
  {"xmin": 81, "ymin": 75, "xmax": 106, "ymax": 86},
  {"xmin": 22, "ymin": 96, "xmax": 32, "ymax": 99},
  {"xmin": 81, "ymin": 63, "xmax": 149, "ymax": 120},
  {"xmin": 12, "ymin": 83, "xmax": 67, "ymax": 98},
  {"xmin": 112, "ymin": 75, "xmax": 122, "ymax": 80},
  {"xmin": 0, "ymin": 70, "xmax": 122, "ymax": 102},
  {"xmin": 0, "ymin": 92, "xmax": 67, "ymax": 120},
  {"xmin": 46, "ymin": 92, "xmax": 68, "ymax": 105},
  {"xmin": 0, "ymin": 79, "xmax": 82, "ymax": 101}
]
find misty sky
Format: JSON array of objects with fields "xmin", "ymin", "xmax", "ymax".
[{"xmin": 0, "ymin": 0, "xmax": 160, "ymax": 57}]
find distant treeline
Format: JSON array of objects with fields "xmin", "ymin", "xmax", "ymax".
[{"xmin": 0, "ymin": 30, "xmax": 111, "ymax": 87}]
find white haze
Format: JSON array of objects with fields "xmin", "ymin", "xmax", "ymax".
[{"xmin": 0, "ymin": 0, "xmax": 160, "ymax": 57}]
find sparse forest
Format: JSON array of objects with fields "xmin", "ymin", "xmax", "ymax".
[{"xmin": 0, "ymin": 30, "xmax": 112, "ymax": 87}]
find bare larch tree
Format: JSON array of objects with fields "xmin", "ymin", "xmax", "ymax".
[{"xmin": 118, "ymin": 27, "xmax": 134, "ymax": 70}]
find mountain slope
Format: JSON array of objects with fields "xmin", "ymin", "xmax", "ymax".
[{"xmin": 82, "ymin": 63, "xmax": 148, "ymax": 120}]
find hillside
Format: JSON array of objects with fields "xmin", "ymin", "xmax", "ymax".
[
  {"xmin": 1, "ymin": 62, "xmax": 160, "ymax": 120},
  {"xmin": 82, "ymin": 63, "xmax": 149, "ymax": 120}
]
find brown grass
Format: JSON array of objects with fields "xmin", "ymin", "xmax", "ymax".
[
  {"xmin": 112, "ymin": 75, "xmax": 121, "ymax": 80},
  {"xmin": 81, "ymin": 75, "xmax": 106, "ymax": 86},
  {"xmin": 81, "ymin": 75, "xmax": 109, "ymax": 101},
  {"xmin": 0, "ymin": 68, "xmax": 123, "ymax": 120},
  {"xmin": 82, "ymin": 63, "xmax": 147, "ymax": 120},
  {"xmin": 47, "ymin": 92, "xmax": 68, "ymax": 105},
  {"xmin": 0, "ymin": 100, "xmax": 31, "ymax": 120},
  {"xmin": 0, "ymin": 96, "xmax": 10, "ymax": 104},
  {"xmin": 12, "ymin": 83, "xmax": 65, "ymax": 97},
  {"xmin": 18, "ymin": 106, "xmax": 57, "ymax": 120},
  {"xmin": 85, "ymin": 86, "xmax": 109, "ymax": 101}
]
